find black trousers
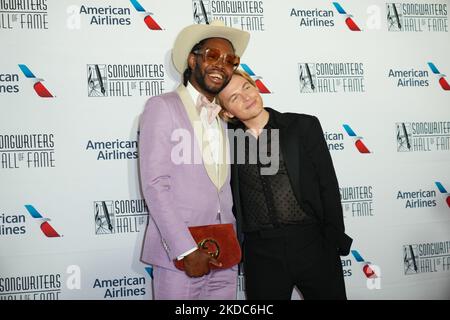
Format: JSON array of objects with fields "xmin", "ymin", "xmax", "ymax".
[{"xmin": 243, "ymin": 224, "xmax": 347, "ymax": 300}]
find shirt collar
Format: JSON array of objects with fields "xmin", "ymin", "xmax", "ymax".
[
  {"xmin": 186, "ymin": 82, "xmax": 218, "ymax": 105},
  {"xmin": 186, "ymin": 82, "xmax": 201, "ymax": 105}
]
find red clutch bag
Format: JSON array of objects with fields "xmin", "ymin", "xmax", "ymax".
[{"xmin": 174, "ymin": 223, "xmax": 242, "ymax": 270}]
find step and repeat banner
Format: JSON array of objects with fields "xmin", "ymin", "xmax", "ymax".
[{"xmin": 1, "ymin": 0, "xmax": 449, "ymax": 300}]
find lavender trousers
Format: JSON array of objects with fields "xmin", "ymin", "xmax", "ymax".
[{"xmin": 152, "ymin": 265, "xmax": 238, "ymax": 300}]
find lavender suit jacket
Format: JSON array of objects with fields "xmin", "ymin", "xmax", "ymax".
[{"xmin": 139, "ymin": 85, "xmax": 235, "ymax": 270}]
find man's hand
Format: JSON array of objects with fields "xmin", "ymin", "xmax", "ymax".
[{"xmin": 183, "ymin": 249, "xmax": 222, "ymax": 277}]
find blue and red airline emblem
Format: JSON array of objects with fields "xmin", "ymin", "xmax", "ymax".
[
  {"xmin": 18, "ymin": 64, "xmax": 53, "ymax": 98},
  {"xmin": 240, "ymin": 64, "xmax": 271, "ymax": 93},
  {"xmin": 343, "ymin": 124, "xmax": 371, "ymax": 153},
  {"xmin": 333, "ymin": 2, "xmax": 361, "ymax": 31},
  {"xmin": 25, "ymin": 205, "xmax": 61, "ymax": 237},
  {"xmin": 428, "ymin": 62, "xmax": 450, "ymax": 91},
  {"xmin": 130, "ymin": 0, "xmax": 162, "ymax": 30},
  {"xmin": 435, "ymin": 182, "xmax": 450, "ymax": 208},
  {"xmin": 351, "ymin": 250, "xmax": 378, "ymax": 279}
]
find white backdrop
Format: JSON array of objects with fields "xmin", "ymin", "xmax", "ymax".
[{"xmin": 1, "ymin": 0, "xmax": 449, "ymax": 300}]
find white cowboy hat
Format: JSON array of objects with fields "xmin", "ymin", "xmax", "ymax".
[{"xmin": 172, "ymin": 20, "xmax": 250, "ymax": 74}]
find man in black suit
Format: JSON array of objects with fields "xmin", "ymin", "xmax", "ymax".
[{"xmin": 217, "ymin": 70, "xmax": 353, "ymax": 300}]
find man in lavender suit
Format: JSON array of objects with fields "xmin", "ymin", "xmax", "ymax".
[{"xmin": 139, "ymin": 21, "xmax": 250, "ymax": 299}]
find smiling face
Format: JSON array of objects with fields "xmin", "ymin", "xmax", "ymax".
[
  {"xmin": 218, "ymin": 73, "xmax": 264, "ymax": 122},
  {"xmin": 188, "ymin": 37, "xmax": 236, "ymax": 99}
]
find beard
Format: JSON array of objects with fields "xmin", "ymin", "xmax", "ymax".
[{"xmin": 192, "ymin": 63, "xmax": 230, "ymax": 95}]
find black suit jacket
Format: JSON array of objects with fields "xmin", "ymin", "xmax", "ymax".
[{"xmin": 229, "ymin": 107, "xmax": 353, "ymax": 256}]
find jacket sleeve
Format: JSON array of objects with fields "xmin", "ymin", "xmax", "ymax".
[
  {"xmin": 304, "ymin": 116, "xmax": 353, "ymax": 256},
  {"xmin": 139, "ymin": 97, "xmax": 197, "ymax": 260}
]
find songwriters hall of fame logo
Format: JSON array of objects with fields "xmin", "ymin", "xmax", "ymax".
[
  {"xmin": 191, "ymin": 0, "xmax": 265, "ymax": 31},
  {"xmin": 404, "ymin": 245, "xmax": 420, "ymax": 275},
  {"xmin": 192, "ymin": 0, "xmax": 211, "ymax": 24},
  {"xmin": 298, "ymin": 62, "xmax": 365, "ymax": 93},
  {"xmin": 299, "ymin": 63, "xmax": 317, "ymax": 93},
  {"xmin": 396, "ymin": 122, "xmax": 450, "ymax": 152},
  {"xmin": 396, "ymin": 123, "xmax": 413, "ymax": 152},
  {"xmin": 387, "ymin": 3, "xmax": 448, "ymax": 32},
  {"xmin": 87, "ymin": 65, "xmax": 108, "ymax": 97},
  {"xmin": 387, "ymin": 3, "xmax": 404, "ymax": 31},
  {"xmin": 403, "ymin": 242, "xmax": 450, "ymax": 275},
  {"xmin": 94, "ymin": 199, "xmax": 148, "ymax": 235},
  {"xmin": 87, "ymin": 64, "xmax": 165, "ymax": 97},
  {"xmin": 94, "ymin": 201, "xmax": 115, "ymax": 234}
]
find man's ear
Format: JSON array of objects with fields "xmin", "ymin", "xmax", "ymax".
[
  {"xmin": 188, "ymin": 53, "xmax": 196, "ymax": 70},
  {"xmin": 223, "ymin": 110, "xmax": 235, "ymax": 119}
]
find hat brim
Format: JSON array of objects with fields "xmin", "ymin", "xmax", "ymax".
[{"xmin": 172, "ymin": 23, "xmax": 250, "ymax": 74}]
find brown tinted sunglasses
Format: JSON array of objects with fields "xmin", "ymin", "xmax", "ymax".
[{"xmin": 193, "ymin": 48, "xmax": 240, "ymax": 70}]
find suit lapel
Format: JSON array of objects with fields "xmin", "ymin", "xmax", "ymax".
[
  {"xmin": 217, "ymin": 119, "xmax": 229, "ymax": 190},
  {"xmin": 176, "ymin": 85, "xmax": 228, "ymax": 190}
]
